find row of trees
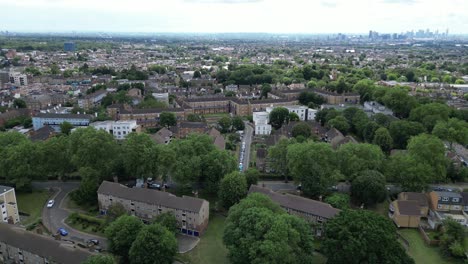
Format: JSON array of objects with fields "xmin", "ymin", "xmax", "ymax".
[
  {"xmin": 223, "ymin": 193, "xmax": 414, "ymax": 264},
  {"xmin": 268, "ymin": 134, "xmax": 454, "ymax": 204}
]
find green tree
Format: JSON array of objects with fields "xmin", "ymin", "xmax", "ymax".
[
  {"xmin": 105, "ymin": 202, "xmax": 127, "ymax": 223},
  {"xmin": 231, "ymin": 116, "xmax": 245, "ymax": 131},
  {"xmin": 122, "ymin": 133, "xmax": 159, "ymax": 178},
  {"xmin": 351, "ymin": 170, "xmax": 387, "ymax": 206},
  {"xmin": 202, "ymin": 149, "xmax": 237, "ymax": 194},
  {"xmin": 288, "ymin": 112, "xmax": 300, "ymax": 122},
  {"xmin": 50, "ymin": 63, "xmax": 60, "ymax": 74},
  {"xmin": 129, "ymin": 223, "xmax": 177, "ymax": 264},
  {"xmin": 153, "ymin": 212, "xmax": 179, "ymax": 234},
  {"xmin": 327, "ymin": 116, "xmax": 350, "ymax": 134},
  {"xmin": 381, "ymin": 87, "xmax": 418, "ymax": 118},
  {"xmin": 159, "ymin": 112, "xmax": 177, "ymax": 127},
  {"xmin": 269, "ymin": 107, "xmax": 290, "ymax": 129},
  {"xmin": 323, "ymin": 210, "xmax": 414, "ymax": 264},
  {"xmin": 362, "ymin": 121, "xmax": 380, "ymax": 142},
  {"xmin": 219, "ymin": 171, "xmax": 248, "ymax": 208},
  {"xmin": 353, "ymin": 79, "xmax": 375, "ymax": 102},
  {"xmin": 193, "ymin": 70, "xmax": 202, "ymax": 78},
  {"xmin": 268, "ymin": 138, "xmax": 294, "ymax": 180},
  {"xmin": 287, "ymin": 142, "xmax": 336, "ymax": 198},
  {"xmin": 244, "ymin": 168, "xmax": 259, "ymax": 187},
  {"xmin": 223, "ymin": 193, "xmax": 315, "ymax": 264},
  {"xmin": 40, "ymin": 136, "xmax": 73, "ymax": 178},
  {"xmin": 291, "ymin": 123, "xmax": 311, "ymax": 139},
  {"xmin": 261, "ymin": 83, "xmax": 272, "ymax": 98},
  {"xmin": 105, "ymin": 215, "xmax": 144, "ymax": 262},
  {"xmin": 409, "ymin": 103, "xmax": 451, "ymax": 132},
  {"xmin": 337, "ymin": 143, "xmax": 384, "ymax": 181},
  {"xmin": 71, "ymin": 167, "xmax": 101, "ymax": 205},
  {"xmin": 324, "ymin": 193, "xmax": 350, "ymax": 210},
  {"xmin": 187, "ymin": 113, "xmax": 203, "ymax": 122},
  {"xmin": 407, "ymin": 134, "xmax": 447, "ymax": 182},
  {"xmin": 440, "ymin": 218, "xmax": 465, "ymax": 258},
  {"xmin": 433, "ymin": 118, "xmax": 468, "ymax": 148},
  {"xmin": 218, "ymin": 116, "xmax": 232, "ymax": 133},
  {"xmin": 82, "ymin": 255, "xmax": 115, "ymax": 264},
  {"xmin": 386, "ymin": 154, "xmax": 432, "ymax": 192},
  {"xmin": 373, "ymin": 127, "xmax": 393, "ymax": 152},
  {"xmin": 13, "ymin": 99, "xmax": 27, "ymax": 108},
  {"xmin": 389, "ymin": 120, "xmax": 426, "ymax": 149},
  {"xmin": 60, "ymin": 121, "xmax": 73, "ymax": 135}
]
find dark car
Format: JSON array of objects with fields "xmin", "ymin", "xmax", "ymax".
[{"xmin": 88, "ymin": 239, "xmax": 99, "ymax": 245}]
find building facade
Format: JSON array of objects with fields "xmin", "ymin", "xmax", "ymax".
[
  {"xmin": 0, "ymin": 186, "xmax": 19, "ymax": 224},
  {"xmin": 32, "ymin": 113, "xmax": 92, "ymax": 131},
  {"xmin": 253, "ymin": 111, "xmax": 272, "ymax": 135},
  {"xmin": 78, "ymin": 90, "xmax": 108, "ymax": 110},
  {"xmin": 0, "ymin": 224, "xmax": 91, "ymax": 264},
  {"xmin": 97, "ymin": 181, "xmax": 210, "ymax": 236},
  {"xmin": 9, "ymin": 72, "xmax": 28, "ymax": 86},
  {"xmin": 90, "ymin": 120, "xmax": 141, "ymax": 140}
]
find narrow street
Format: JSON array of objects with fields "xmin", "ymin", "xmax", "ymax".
[
  {"xmin": 241, "ymin": 122, "xmax": 253, "ymax": 171},
  {"xmin": 33, "ymin": 182, "xmax": 108, "ymax": 248}
]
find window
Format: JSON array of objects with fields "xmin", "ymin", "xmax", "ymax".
[
  {"xmin": 453, "ymin": 205, "xmax": 460, "ymax": 210},
  {"xmin": 437, "ymin": 204, "xmax": 442, "ymax": 209},
  {"xmin": 453, "ymin": 198, "xmax": 459, "ymax": 202},
  {"xmin": 442, "ymin": 197, "xmax": 449, "ymax": 202}
]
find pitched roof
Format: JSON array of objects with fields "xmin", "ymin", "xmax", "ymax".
[
  {"xmin": 248, "ymin": 185, "xmax": 340, "ymax": 219},
  {"xmin": 396, "ymin": 200, "xmax": 421, "ymax": 216},
  {"xmin": 213, "ymin": 135, "xmax": 225, "ymax": 150},
  {"xmin": 30, "ymin": 125, "xmax": 55, "ymax": 142},
  {"xmin": 34, "ymin": 113, "xmax": 93, "ymax": 119},
  {"xmin": 461, "ymin": 192, "xmax": 468, "ymax": 206},
  {"xmin": 0, "ymin": 224, "xmax": 92, "ymax": 264},
  {"xmin": 97, "ymin": 181, "xmax": 207, "ymax": 213},
  {"xmin": 400, "ymin": 192, "xmax": 428, "ymax": 207}
]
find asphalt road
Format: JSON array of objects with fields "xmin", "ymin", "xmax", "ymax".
[
  {"xmin": 33, "ymin": 181, "xmax": 108, "ymax": 249},
  {"xmin": 241, "ymin": 122, "xmax": 253, "ymax": 171}
]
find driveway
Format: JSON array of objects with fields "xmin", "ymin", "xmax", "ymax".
[
  {"xmin": 241, "ymin": 122, "xmax": 254, "ymax": 171},
  {"xmin": 34, "ymin": 181, "xmax": 108, "ymax": 249}
]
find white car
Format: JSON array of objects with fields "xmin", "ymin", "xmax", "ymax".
[{"xmin": 47, "ymin": 200, "xmax": 55, "ymax": 208}]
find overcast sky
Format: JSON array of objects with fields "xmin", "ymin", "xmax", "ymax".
[{"xmin": 1, "ymin": 0, "xmax": 467, "ymax": 34}]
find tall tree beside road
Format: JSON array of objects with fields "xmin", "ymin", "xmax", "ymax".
[
  {"xmin": 122, "ymin": 133, "xmax": 159, "ymax": 178},
  {"xmin": 432, "ymin": 118, "xmax": 468, "ymax": 147},
  {"xmin": 407, "ymin": 134, "xmax": 447, "ymax": 182},
  {"xmin": 202, "ymin": 149, "xmax": 237, "ymax": 194},
  {"xmin": 106, "ymin": 215, "xmax": 144, "ymax": 263},
  {"xmin": 244, "ymin": 168, "xmax": 259, "ymax": 187},
  {"xmin": 71, "ymin": 167, "xmax": 102, "ymax": 205},
  {"xmin": 218, "ymin": 116, "xmax": 232, "ymax": 133},
  {"xmin": 337, "ymin": 143, "xmax": 384, "ymax": 181},
  {"xmin": 323, "ymin": 210, "xmax": 414, "ymax": 264},
  {"xmin": 223, "ymin": 193, "xmax": 315, "ymax": 264},
  {"xmin": 129, "ymin": 223, "xmax": 177, "ymax": 264},
  {"xmin": 219, "ymin": 171, "xmax": 248, "ymax": 209},
  {"xmin": 385, "ymin": 153, "xmax": 432, "ymax": 192},
  {"xmin": 269, "ymin": 107, "xmax": 290, "ymax": 129},
  {"xmin": 231, "ymin": 116, "xmax": 245, "ymax": 131},
  {"xmin": 268, "ymin": 138, "xmax": 294, "ymax": 181},
  {"xmin": 351, "ymin": 170, "xmax": 387, "ymax": 206}
]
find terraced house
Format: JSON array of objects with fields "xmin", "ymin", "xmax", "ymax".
[{"xmin": 97, "ymin": 181, "xmax": 209, "ymax": 236}]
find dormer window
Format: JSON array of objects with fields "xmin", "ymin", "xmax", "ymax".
[{"xmin": 442, "ymin": 197, "xmax": 449, "ymax": 202}]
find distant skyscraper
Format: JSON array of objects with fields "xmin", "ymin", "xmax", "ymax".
[{"xmin": 64, "ymin": 42, "xmax": 76, "ymax": 52}]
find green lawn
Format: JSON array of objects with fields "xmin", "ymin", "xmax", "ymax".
[
  {"xmin": 182, "ymin": 215, "xmax": 229, "ymax": 264},
  {"xmin": 399, "ymin": 229, "xmax": 460, "ymax": 264},
  {"xmin": 16, "ymin": 190, "xmax": 51, "ymax": 225},
  {"xmin": 369, "ymin": 199, "xmax": 390, "ymax": 217}
]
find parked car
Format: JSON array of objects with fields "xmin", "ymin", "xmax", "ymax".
[
  {"xmin": 47, "ymin": 200, "xmax": 55, "ymax": 208},
  {"xmin": 87, "ymin": 239, "xmax": 99, "ymax": 245},
  {"xmin": 57, "ymin": 228, "xmax": 68, "ymax": 236},
  {"xmin": 148, "ymin": 183, "xmax": 161, "ymax": 190}
]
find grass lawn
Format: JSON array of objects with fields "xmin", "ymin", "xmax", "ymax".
[
  {"xmin": 64, "ymin": 195, "xmax": 98, "ymax": 214},
  {"xmin": 65, "ymin": 214, "xmax": 105, "ymax": 237},
  {"xmin": 399, "ymin": 229, "xmax": 461, "ymax": 264},
  {"xmin": 182, "ymin": 214, "xmax": 229, "ymax": 264},
  {"xmin": 16, "ymin": 190, "xmax": 51, "ymax": 225}
]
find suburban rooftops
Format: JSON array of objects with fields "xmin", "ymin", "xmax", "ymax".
[
  {"xmin": 97, "ymin": 181, "xmax": 207, "ymax": 213},
  {"xmin": 249, "ymin": 185, "xmax": 340, "ymax": 219},
  {"xmin": 0, "ymin": 224, "xmax": 92, "ymax": 264}
]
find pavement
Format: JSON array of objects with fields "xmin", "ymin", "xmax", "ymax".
[
  {"xmin": 177, "ymin": 234, "xmax": 200, "ymax": 253},
  {"xmin": 34, "ymin": 181, "xmax": 108, "ymax": 249},
  {"xmin": 241, "ymin": 122, "xmax": 253, "ymax": 171}
]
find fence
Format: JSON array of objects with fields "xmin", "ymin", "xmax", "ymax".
[{"xmin": 418, "ymin": 225, "xmax": 440, "ymax": 246}]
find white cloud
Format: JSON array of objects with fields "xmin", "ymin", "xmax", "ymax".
[{"xmin": 0, "ymin": 0, "xmax": 466, "ymax": 33}]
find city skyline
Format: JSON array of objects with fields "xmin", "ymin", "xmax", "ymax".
[{"xmin": 1, "ymin": 0, "xmax": 468, "ymax": 34}]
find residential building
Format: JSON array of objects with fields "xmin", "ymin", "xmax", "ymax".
[
  {"xmin": 0, "ymin": 186, "xmax": 19, "ymax": 224},
  {"xmin": 90, "ymin": 120, "xmax": 141, "ymax": 140},
  {"xmin": 225, "ymin": 84, "xmax": 238, "ymax": 92},
  {"xmin": 253, "ymin": 111, "xmax": 272, "ymax": 135},
  {"xmin": 176, "ymin": 121, "xmax": 208, "ymax": 138},
  {"xmin": 314, "ymin": 89, "xmax": 360, "ymax": 105},
  {"xmin": 152, "ymin": 93, "xmax": 169, "ymax": 105},
  {"xmin": 461, "ymin": 192, "xmax": 468, "ymax": 213},
  {"xmin": 249, "ymin": 185, "xmax": 340, "ymax": 235},
  {"xmin": 97, "ymin": 181, "xmax": 209, "ymax": 236},
  {"xmin": 8, "ymin": 72, "xmax": 28, "ymax": 86},
  {"xmin": 364, "ymin": 101, "xmax": 394, "ymax": 116},
  {"xmin": 32, "ymin": 113, "xmax": 92, "ymax": 131},
  {"xmin": 118, "ymin": 108, "xmax": 187, "ymax": 128},
  {"xmin": 150, "ymin": 127, "xmax": 173, "ymax": 144},
  {"xmin": 78, "ymin": 90, "xmax": 108, "ymax": 110},
  {"xmin": 0, "ymin": 224, "xmax": 91, "ymax": 264},
  {"xmin": 427, "ymin": 191, "xmax": 466, "ymax": 227},
  {"xmin": 389, "ymin": 192, "xmax": 429, "ymax": 228}
]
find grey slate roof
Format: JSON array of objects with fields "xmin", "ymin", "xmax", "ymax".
[
  {"xmin": 97, "ymin": 181, "xmax": 206, "ymax": 213},
  {"xmin": 35, "ymin": 113, "xmax": 93, "ymax": 119},
  {"xmin": 397, "ymin": 200, "xmax": 421, "ymax": 216},
  {"xmin": 249, "ymin": 185, "xmax": 340, "ymax": 219},
  {"xmin": 0, "ymin": 224, "xmax": 92, "ymax": 264}
]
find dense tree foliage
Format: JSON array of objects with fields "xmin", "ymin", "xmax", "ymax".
[
  {"xmin": 219, "ymin": 171, "xmax": 248, "ymax": 208},
  {"xmin": 223, "ymin": 193, "xmax": 315, "ymax": 264},
  {"xmin": 129, "ymin": 223, "xmax": 177, "ymax": 264},
  {"xmin": 105, "ymin": 215, "xmax": 144, "ymax": 262},
  {"xmin": 269, "ymin": 107, "xmax": 290, "ymax": 129},
  {"xmin": 351, "ymin": 170, "xmax": 387, "ymax": 206},
  {"xmin": 323, "ymin": 210, "xmax": 414, "ymax": 264}
]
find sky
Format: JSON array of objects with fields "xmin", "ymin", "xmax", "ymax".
[{"xmin": 1, "ymin": 0, "xmax": 467, "ymax": 34}]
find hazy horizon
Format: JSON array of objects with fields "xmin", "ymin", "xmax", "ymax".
[{"xmin": 1, "ymin": 0, "xmax": 467, "ymax": 34}]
